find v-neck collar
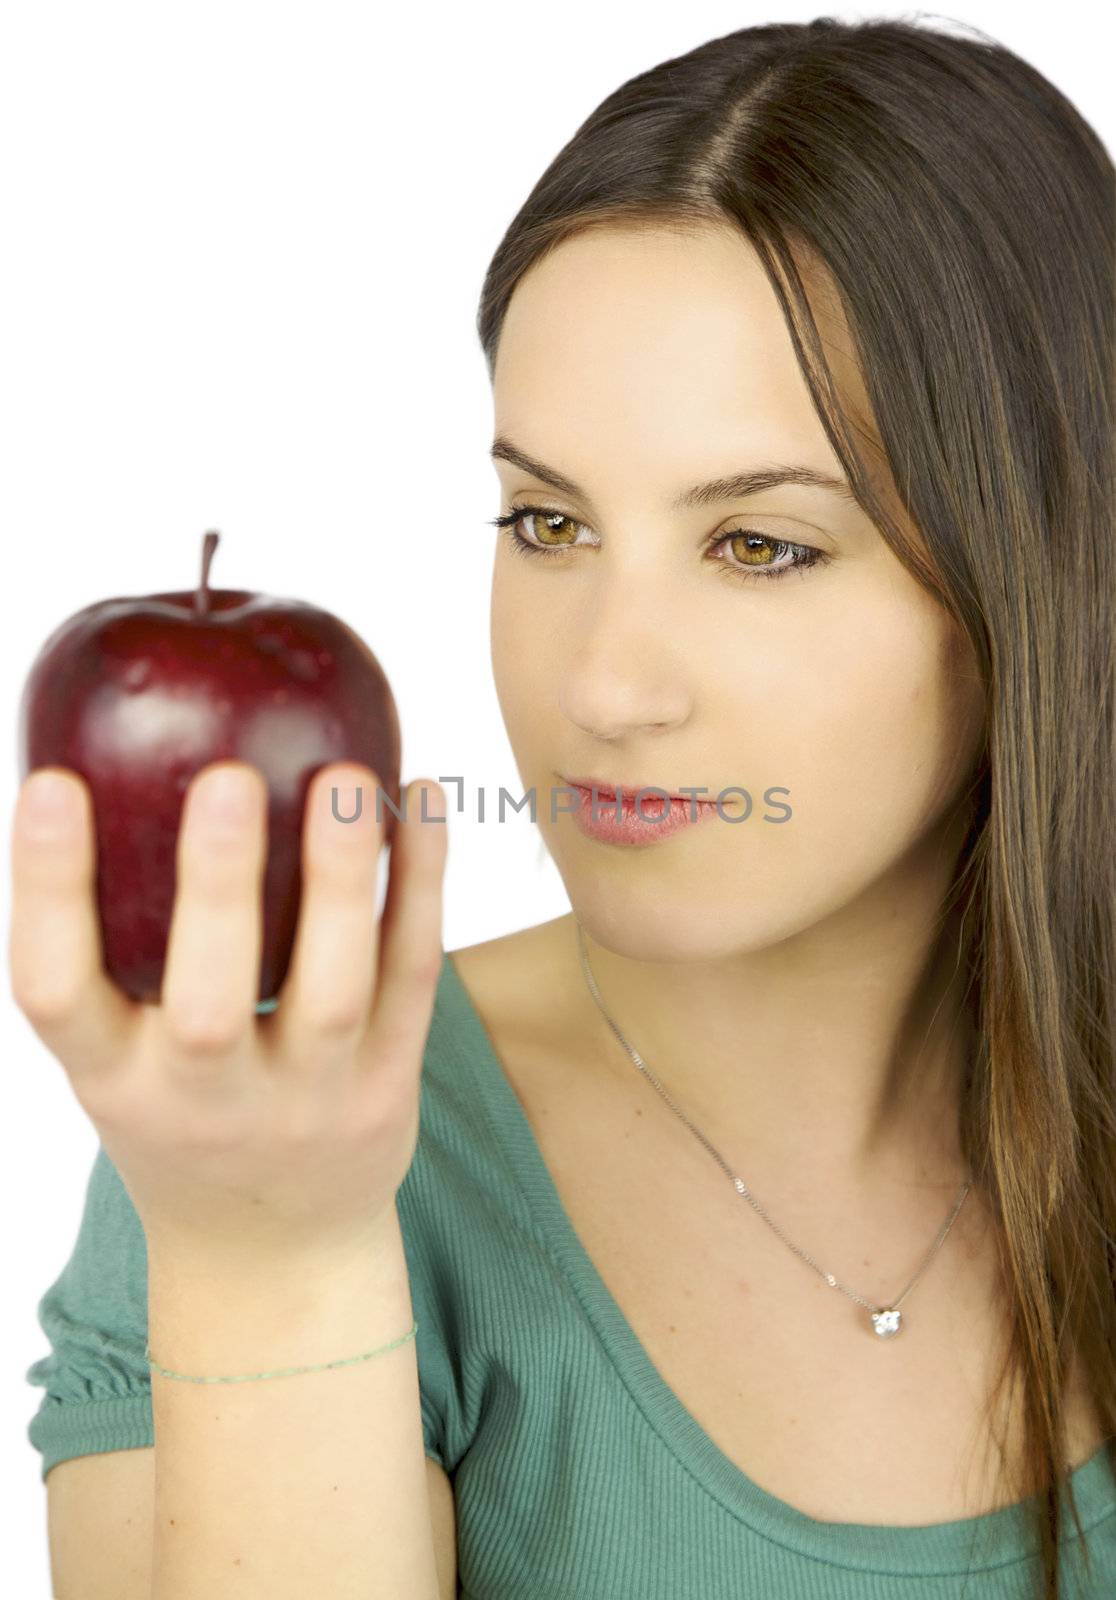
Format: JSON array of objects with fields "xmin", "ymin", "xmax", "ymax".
[{"xmin": 436, "ymin": 949, "xmax": 1116, "ymax": 1574}]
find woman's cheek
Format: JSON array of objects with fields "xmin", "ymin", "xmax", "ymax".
[{"xmin": 491, "ymin": 611, "xmax": 550, "ymax": 742}]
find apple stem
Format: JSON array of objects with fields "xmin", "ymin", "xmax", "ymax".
[{"xmin": 196, "ymin": 530, "xmax": 220, "ymax": 615}]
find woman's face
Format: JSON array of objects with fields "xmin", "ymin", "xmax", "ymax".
[{"xmin": 488, "ymin": 221, "xmax": 985, "ymax": 963}]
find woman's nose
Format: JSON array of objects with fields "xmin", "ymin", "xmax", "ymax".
[{"xmin": 557, "ymin": 577, "xmax": 692, "ymax": 739}]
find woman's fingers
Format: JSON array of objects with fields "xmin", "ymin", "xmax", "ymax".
[
  {"xmin": 267, "ymin": 763, "xmax": 387, "ymax": 1067},
  {"xmin": 8, "ymin": 768, "xmax": 138, "ymax": 1076},
  {"xmin": 159, "ymin": 762, "xmax": 269, "ymax": 1066},
  {"xmin": 366, "ymin": 779, "xmax": 447, "ymax": 1075},
  {"xmin": 10, "ymin": 759, "xmax": 443, "ymax": 1114}
]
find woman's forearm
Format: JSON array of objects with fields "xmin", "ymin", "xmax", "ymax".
[{"xmin": 146, "ymin": 1204, "xmax": 440, "ymax": 1599}]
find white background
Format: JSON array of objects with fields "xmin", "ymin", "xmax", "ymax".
[{"xmin": 1, "ymin": 3, "xmax": 1109, "ymax": 1591}]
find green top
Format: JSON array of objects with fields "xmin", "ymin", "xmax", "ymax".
[{"xmin": 25, "ymin": 950, "xmax": 1116, "ymax": 1597}]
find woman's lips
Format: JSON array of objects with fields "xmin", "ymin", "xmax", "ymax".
[{"xmin": 564, "ymin": 779, "xmax": 720, "ymax": 847}]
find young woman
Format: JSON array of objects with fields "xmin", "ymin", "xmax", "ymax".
[{"xmin": 17, "ymin": 15, "xmax": 1114, "ymax": 1600}]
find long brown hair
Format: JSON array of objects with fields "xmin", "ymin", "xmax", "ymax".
[{"xmin": 475, "ymin": 16, "xmax": 1115, "ymax": 1598}]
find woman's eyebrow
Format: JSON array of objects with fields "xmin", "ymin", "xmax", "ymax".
[{"xmin": 490, "ymin": 435, "xmax": 859, "ymax": 510}]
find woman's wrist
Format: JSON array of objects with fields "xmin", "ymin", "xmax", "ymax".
[{"xmin": 145, "ymin": 1201, "xmax": 413, "ymax": 1377}]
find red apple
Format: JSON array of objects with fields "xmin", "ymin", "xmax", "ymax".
[{"xmin": 17, "ymin": 530, "xmax": 401, "ymax": 1006}]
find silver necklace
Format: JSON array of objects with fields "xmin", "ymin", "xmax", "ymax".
[{"xmin": 574, "ymin": 919, "xmax": 972, "ymax": 1340}]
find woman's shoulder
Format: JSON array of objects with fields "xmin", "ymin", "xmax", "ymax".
[
  {"xmin": 441, "ymin": 914, "xmax": 585, "ymax": 1060},
  {"xmin": 405, "ymin": 917, "xmax": 593, "ymax": 1248},
  {"xmin": 446, "ymin": 915, "xmax": 571, "ymax": 1011},
  {"xmin": 407, "ymin": 920, "xmax": 573, "ymax": 1191}
]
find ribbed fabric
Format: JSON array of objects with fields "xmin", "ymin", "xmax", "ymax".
[{"xmin": 25, "ymin": 950, "xmax": 1116, "ymax": 1597}]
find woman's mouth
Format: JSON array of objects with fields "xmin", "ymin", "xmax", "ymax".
[{"xmin": 563, "ymin": 777, "xmax": 721, "ymax": 848}]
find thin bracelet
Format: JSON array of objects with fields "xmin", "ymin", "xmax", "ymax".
[{"xmin": 145, "ymin": 1319, "xmax": 418, "ymax": 1384}]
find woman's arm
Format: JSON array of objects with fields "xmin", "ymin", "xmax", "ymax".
[
  {"xmin": 148, "ymin": 1203, "xmax": 441, "ymax": 1598},
  {"xmin": 11, "ymin": 761, "xmax": 451, "ymax": 1596}
]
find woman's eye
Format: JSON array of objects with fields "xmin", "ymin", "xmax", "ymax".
[
  {"xmin": 487, "ymin": 505, "xmax": 829, "ymax": 584},
  {"xmin": 713, "ymin": 529, "xmax": 826, "ymax": 581},
  {"xmin": 492, "ymin": 507, "xmax": 590, "ymax": 552}
]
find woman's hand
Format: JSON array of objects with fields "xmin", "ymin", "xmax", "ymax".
[{"xmin": 8, "ymin": 760, "xmax": 448, "ymax": 1275}]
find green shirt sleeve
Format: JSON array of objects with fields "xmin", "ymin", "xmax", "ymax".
[
  {"xmin": 25, "ymin": 1146, "xmax": 154, "ymax": 1482},
  {"xmin": 25, "ymin": 1130, "xmax": 457, "ymax": 1484}
]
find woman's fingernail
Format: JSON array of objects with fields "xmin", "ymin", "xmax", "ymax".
[
  {"xmin": 23, "ymin": 771, "xmax": 79, "ymax": 829},
  {"xmin": 197, "ymin": 766, "xmax": 258, "ymax": 823},
  {"xmin": 329, "ymin": 780, "xmax": 366, "ymax": 825}
]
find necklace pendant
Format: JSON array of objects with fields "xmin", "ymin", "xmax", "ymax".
[{"xmin": 871, "ymin": 1308, "xmax": 903, "ymax": 1338}]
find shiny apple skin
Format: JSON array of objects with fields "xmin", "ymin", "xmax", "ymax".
[{"xmin": 17, "ymin": 585, "xmax": 401, "ymax": 1006}]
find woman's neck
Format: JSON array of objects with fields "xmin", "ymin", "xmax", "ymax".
[{"xmin": 551, "ymin": 856, "xmax": 977, "ymax": 1200}]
